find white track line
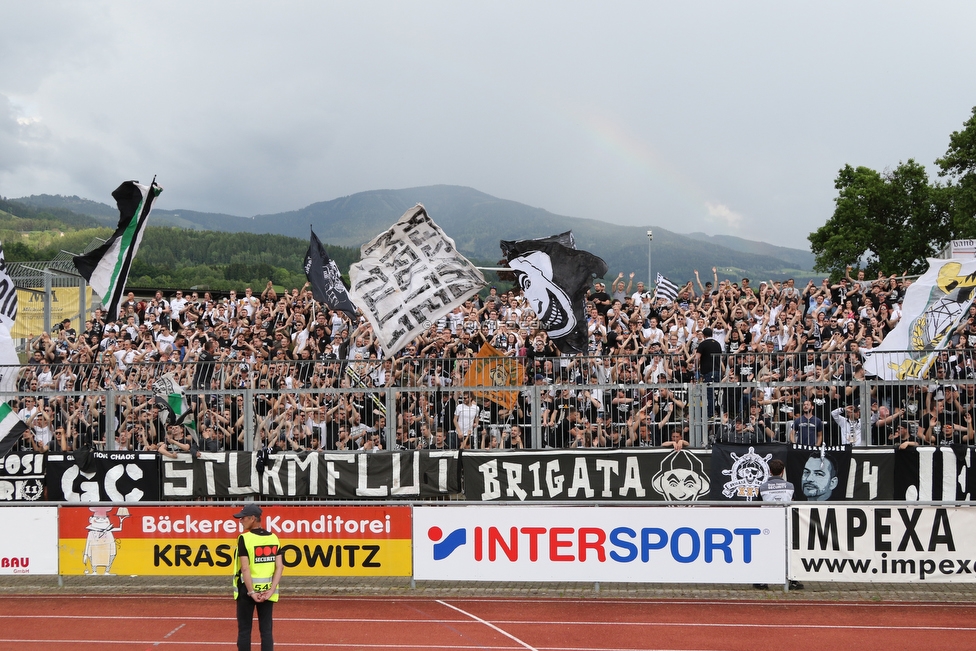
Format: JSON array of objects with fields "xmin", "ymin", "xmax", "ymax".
[
  {"xmin": 5, "ymin": 613, "xmax": 976, "ymax": 632},
  {"xmin": 0, "ymin": 643, "xmax": 521, "ymax": 649},
  {"xmin": 151, "ymin": 623, "xmax": 185, "ymax": 647},
  {"xmin": 8, "ymin": 594, "xmax": 975, "ymax": 609},
  {"xmin": 437, "ymin": 600, "xmax": 540, "ymax": 651}
]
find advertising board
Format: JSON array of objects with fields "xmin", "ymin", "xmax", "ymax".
[
  {"xmin": 791, "ymin": 505, "xmax": 976, "ymax": 582},
  {"xmin": 414, "ymin": 505, "xmax": 786, "ymax": 584},
  {"xmin": 0, "ymin": 506, "xmax": 58, "ymax": 575},
  {"xmin": 59, "ymin": 504, "xmax": 411, "ymax": 577}
]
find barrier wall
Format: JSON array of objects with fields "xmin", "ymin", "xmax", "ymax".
[
  {"xmin": 2, "ymin": 445, "xmax": 969, "ymax": 504},
  {"xmin": 4, "ymin": 502, "xmax": 976, "ymax": 584},
  {"xmin": 413, "ymin": 505, "xmax": 786, "ymax": 584},
  {"xmin": 0, "ymin": 507, "xmax": 58, "ymax": 575},
  {"xmin": 58, "ymin": 504, "xmax": 411, "ymax": 577},
  {"xmin": 790, "ymin": 505, "xmax": 976, "ymax": 583}
]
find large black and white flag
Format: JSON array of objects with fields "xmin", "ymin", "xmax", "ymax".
[
  {"xmin": 0, "ymin": 243, "xmax": 19, "ymax": 394},
  {"xmin": 500, "ymin": 238, "xmax": 608, "ymax": 354},
  {"xmin": 500, "ymin": 230, "xmax": 576, "ymax": 251},
  {"xmin": 655, "ymin": 273, "xmax": 680, "ymax": 303},
  {"xmin": 46, "ymin": 450, "xmax": 161, "ymax": 501},
  {"xmin": 349, "ymin": 205, "xmax": 486, "ymax": 356},
  {"xmin": 73, "ymin": 179, "xmax": 162, "ymax": 320},
  {"xmin": 304, "ymin": 228, "xmax": 357, "ymax": 318},
  {"xmin": 0, "ymin": 401, "xmax": 28, "ymax": 460}
]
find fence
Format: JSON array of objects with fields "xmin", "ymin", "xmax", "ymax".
[{"xmin": 5, "ymin": 356, "xmax": 976, "ymax": 453}]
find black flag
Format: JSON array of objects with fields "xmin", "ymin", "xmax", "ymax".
[
  {"xmin": 708, "ymin": 442, "xmax": 789, "ymax": 501},
  {"xmin": 500, "ymin": 230, "xmax": 576, "ymax": 251},
  {"xmin": 500, "ymin": 238, "xmax": 607, "ymax": 354},
  {"xmin": 894, "ymin": 444, "xmax": 975, "ymax": 501},
  {"xmin": 304, "ymin": 228, "xmax": 357, "ymax": 318}
]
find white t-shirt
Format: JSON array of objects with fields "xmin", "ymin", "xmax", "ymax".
[{"xmin": 454, "ymin": 403, "xmax": 480, "ymax": 437}]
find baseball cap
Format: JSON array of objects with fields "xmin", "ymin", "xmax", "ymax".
[{"xmin": 233, "ymin": 504, "xmax": 262, "ymax": 519}]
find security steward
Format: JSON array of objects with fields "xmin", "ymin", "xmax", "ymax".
[{"xmin": 233, "ymin": 504, "xmax": 283, "ymax": 651}]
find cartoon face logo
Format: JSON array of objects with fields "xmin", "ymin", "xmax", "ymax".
[
  {"xmin": 508, "ymin": 251, "xmax": 576, "ymax": 338},
  {"xmin": 651, "ymin": 450, "xmax": 710, "ymax": 502},
  {"xmin": 721, "ymin": 447, "xmax": 772, "ymax": 501}
]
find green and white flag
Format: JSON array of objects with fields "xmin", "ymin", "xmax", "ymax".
[
  {"xmin": 153, "ymin": 372, "xmax": 196, "ymax": 432},
  {"xmin": 0, "ymin": 401, "xmax": 28, "ymax": 459},
  {"xmin": 73, "ymin": 178, "xmax": 162, "ymax": 320}
]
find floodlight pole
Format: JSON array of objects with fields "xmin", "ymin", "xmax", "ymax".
[{"xmin": 646, "ymin": 230, "xmax": 653, "ymax": 289}]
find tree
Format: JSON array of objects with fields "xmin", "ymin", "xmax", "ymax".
[
  {"xmin": 808, "ymin": 160, "xmax": 951, "ymax": 278},
  {"xmin": 936, "ymin": 106, "xmax": 976, "ymax": 238}
]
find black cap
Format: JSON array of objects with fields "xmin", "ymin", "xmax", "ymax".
[{"xmin": 233, "ymin": 504, "xmax": 262, "ymax": 519}]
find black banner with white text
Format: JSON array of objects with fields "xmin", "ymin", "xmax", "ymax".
[
  {"xmin": 0, "ymin": 451, "xmax": 46, "ymax": 501},
  {"xmin": 462, "ymin": 449, "xmax": 713, "ymax": 502},
  {"xmin": 46, "ymin": 451, "xmax": 161, "ymax": 502},
  {"xmin": 160, "ymin": 451, "xmax": 460, "ymax": 499}
]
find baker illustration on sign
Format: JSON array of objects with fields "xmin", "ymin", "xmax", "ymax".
[{"xmin": 83, "ymin": 506, "xmax": 129, "ymax": 575}]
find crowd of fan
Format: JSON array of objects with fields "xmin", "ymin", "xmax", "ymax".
[{"xmin": 12, "ymin": 265, "xmax": 976, "ymax": 457}]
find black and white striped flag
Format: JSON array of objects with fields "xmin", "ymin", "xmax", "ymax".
[
  {"xmin": 0, "ymin": 401, "xmax": 28, "ymax": 459},
  {"xmin": 655, "ymin": 273, "xmax": 680, "ymax": 303},
  {"xmin": 0, "ymin": 243, "xmax": 19, "ymax": 395},
  {"xmin": 73, "ymin": 179, "xmax": 162, "ymax": 320}
]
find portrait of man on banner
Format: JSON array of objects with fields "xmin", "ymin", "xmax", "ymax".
[{"xmin": 785, "ymin": 445, "xmax": 852, "ymax": 502}]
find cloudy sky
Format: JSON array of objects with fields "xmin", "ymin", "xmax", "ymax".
[{"xmin": 1, "ymin": 1, "xmax": 974, "ymax": 249}]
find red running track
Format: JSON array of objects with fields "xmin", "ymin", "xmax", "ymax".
[{"xmin": 2, "ymin": 595, "xmax": 975, "ymax": 651}]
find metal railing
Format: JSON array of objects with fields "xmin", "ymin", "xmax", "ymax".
[{"xmin": 7, "ymin": 373, "xmax": 975, "ymax": 454}]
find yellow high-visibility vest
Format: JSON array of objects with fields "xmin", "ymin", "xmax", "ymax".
[{"xmin": 233, "ymin": 530, "xmax": 280, "ymax": 602}]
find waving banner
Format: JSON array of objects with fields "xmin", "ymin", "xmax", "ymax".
[
  {"xmin": 349, "ymin": 205, "xmax": 485, "ymax": 356},
  {"xmin": 500, "ymin": 238, "xmax": 607, "ymax": 354},
  {"xmin": 461, "ymin": 342, "xmax": 525, "ymax": 410},
  {"xmin": 305, "ymin": 228, "xmax": 357, "ymax": 318},
  {"xmin": 73, "ymin": 179, "xmax": 162, "ymax": 320},
  {"xmin": 863, "ymin": 258, "xmax": 976, "ymax": 380}
]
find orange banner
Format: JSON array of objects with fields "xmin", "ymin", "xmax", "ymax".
[
  {"xmin": 461, "ymin": 342, "xmax": 525, "ymax": 410},
  {"xmin": 58, "ymin": 505, "xmax": 411, "ymax": 577}
]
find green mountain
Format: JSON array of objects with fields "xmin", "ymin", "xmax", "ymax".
[{"xmin": 13, "ymin": 186, "xmax": 818, "ymax": 285}]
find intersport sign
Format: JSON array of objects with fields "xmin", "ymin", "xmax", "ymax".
[{"xmin": 414, "ymin": 505, "xmax": 785, "ymax": 584}]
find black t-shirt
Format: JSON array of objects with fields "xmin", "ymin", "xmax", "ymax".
[
  {"xmin": 590, "ymin": 291, "xmax": 613, "ymax": 316},
  {"xmin": 697, "ymin": 338, "xmax": 723, "ymax": 374}
]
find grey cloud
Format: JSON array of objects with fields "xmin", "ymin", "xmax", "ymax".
[{"xmin": 1, "ymin": 1, "xmax": 975, "ymax": 247}]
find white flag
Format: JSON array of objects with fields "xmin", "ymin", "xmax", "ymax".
[
  {"xmin": 862, "ymin": 258, "xmax": 976, "ymax": 380},
  {"xmin": 349, "ymin": 205, "xmax": 486, "ymax": 356}
]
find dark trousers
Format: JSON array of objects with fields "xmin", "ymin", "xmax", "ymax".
[
  {"xmin": 702, "ymin": 371, "xmax": 721, "ymax": 417},
  {"xmin": 237, "ymin": 593, "xmax": 274, "ymax": 651}
]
